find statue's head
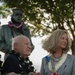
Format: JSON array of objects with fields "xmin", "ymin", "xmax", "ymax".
[{"xmin": 11, "ymin": 8, "xmax": 24, "ymax": 23}]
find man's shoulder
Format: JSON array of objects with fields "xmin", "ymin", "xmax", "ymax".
[{"xmin": 6, "ymin": 54, "xmax": 18, "ymax": 62}]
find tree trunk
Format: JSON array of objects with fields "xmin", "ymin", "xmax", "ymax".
[{"xmin": 71, "ymin": 38, "xmax": 75, "ymax": 55}]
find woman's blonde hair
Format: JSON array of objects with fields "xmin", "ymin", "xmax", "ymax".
[{"xmin": 42, "ymin": 29, "xmax": 71, "ymax": 54}]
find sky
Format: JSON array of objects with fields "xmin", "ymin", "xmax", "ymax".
[
  {"xmin": 0, "ymin": 16, "xmax": 48, "ymax": 72},
  {"xmin": 30, "ymin": 36, "xmax": 48, "ymax": 72}
]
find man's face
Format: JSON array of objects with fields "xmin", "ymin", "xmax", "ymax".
[
  {"xmin": 17, "ymin": 37, "xmax": 32, "ymax": 58},
  {"xmin": 12, "ymin": 10, "xmax": 23, "ymax": 23}
]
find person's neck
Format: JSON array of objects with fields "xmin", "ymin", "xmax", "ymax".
[
  {"xmin": 11, "ymin": 18, "xmax": 21, "ymax": 25},
  {"xmin": 53, "ymin": 49, "xmax": 63, "ymax": 58},
  {"xmin": 20, "ymin": 54, "xmax": 28, "ymax": 60},
  {"xmin": 8, "ymin": 18, "xmax": 23, "ymax": 28}
]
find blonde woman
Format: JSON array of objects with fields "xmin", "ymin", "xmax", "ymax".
[{"xmin": 40, "ymin": 29, "xmax": 75, "ymax": 75}]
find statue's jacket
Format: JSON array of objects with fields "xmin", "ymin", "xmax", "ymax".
[{"xmin": 0, "ymin": 24, "xmax": 34, "ymax": 53}]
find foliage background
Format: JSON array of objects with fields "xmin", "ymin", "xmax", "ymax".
[{"xmin": 0, "ymin": 0, "xmax": 75, "ymax": 54}]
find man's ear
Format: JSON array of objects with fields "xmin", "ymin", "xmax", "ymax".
[
  {"xmin": 14, "ymin": 43, "xmax": 18, "ymax": 51},
  {"xmin": 14, "ymin": 43, "xmax": 17, "ymax": 47}
]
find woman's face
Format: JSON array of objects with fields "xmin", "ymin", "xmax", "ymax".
[{"xmin": 59, "ymin": 33, "xmax": 68, "ymax": 50}]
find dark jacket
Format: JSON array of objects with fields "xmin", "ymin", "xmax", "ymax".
[{"xmin": 1, "ymin": 52, "xmax": 34, "ymax": 74}]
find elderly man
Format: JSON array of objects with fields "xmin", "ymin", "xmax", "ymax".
[
  {"xmin": 0, "ymin": 8, "xmax": 34, "ymax": 60},
  {"xmin": 1, "ymin": 35, "xmax": 40, "ymax": 75}
]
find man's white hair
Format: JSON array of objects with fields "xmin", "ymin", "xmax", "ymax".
[{"xmin": 12, "ymin": 35, "xmax": 27, "ymax": 50}]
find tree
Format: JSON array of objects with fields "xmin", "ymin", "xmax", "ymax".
[
  {"xmin": 0, "ymin": 0, "xmax": 75, "ymax": 55},
  {"xmin": 0, "ymin": 2, "xmax": 10, "ymax": 18}
]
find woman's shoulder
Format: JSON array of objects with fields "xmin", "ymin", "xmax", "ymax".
[
  {"xmin": 67, "ymin": 54, "xmax": 75, "ymax": 59},
  {"xmin": 42, "ymin": 55, "xmax": 51, "ymax": 62}
]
